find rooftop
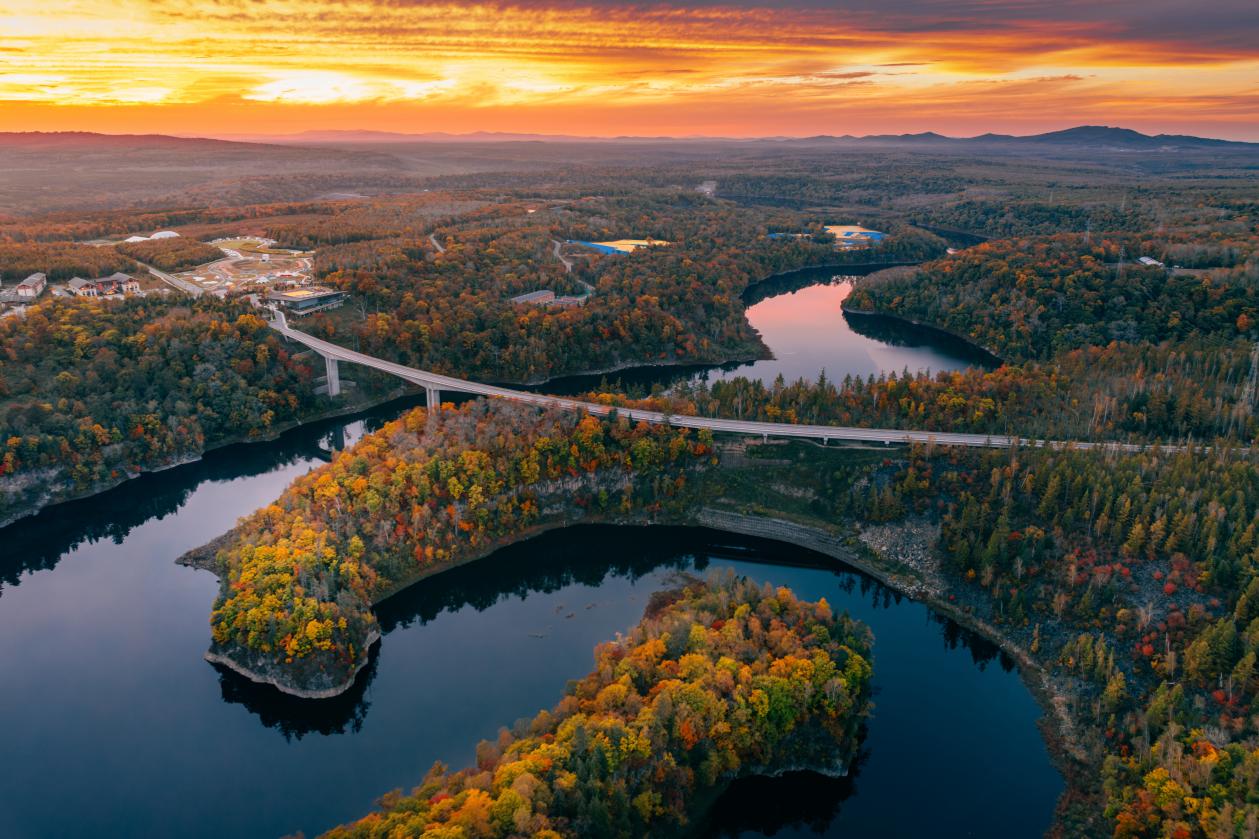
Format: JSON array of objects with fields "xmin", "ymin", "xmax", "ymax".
[{"xmin": 267, "ymin": 286, "xmax": 342, "ymax": 301}]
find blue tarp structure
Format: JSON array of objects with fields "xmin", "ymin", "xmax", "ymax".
[{"xmin": 566, "ymin": 240, "xmax": 624, "ymax": 255}]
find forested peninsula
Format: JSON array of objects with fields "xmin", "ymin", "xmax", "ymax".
[
  {"xmin": 321, "ymin": 575, "xmax": 873, "ymax": 839},
  {"xmin": 196, "ymin": 400, "xmax": 716, "ymax": 697}
]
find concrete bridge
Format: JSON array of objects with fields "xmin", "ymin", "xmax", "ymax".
[{"xmin": 270, "ymin": 309, "xmax": 1160, "ymax": 454}]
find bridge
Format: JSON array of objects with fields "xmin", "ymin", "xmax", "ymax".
[{"xmin": 270, "ymin": 309, "xmax": 1156, "ymax": 453}]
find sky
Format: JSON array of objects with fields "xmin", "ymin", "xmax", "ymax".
[{"xmin": 1, "ymin": 0, "xmax": 1257, "ymax": 139}]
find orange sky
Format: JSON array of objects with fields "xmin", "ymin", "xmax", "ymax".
[{"xmin": 2, "ymin": 0, "xmax": 1257, "ymax": 139}]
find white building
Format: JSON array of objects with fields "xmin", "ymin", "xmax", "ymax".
[
  {"xmin": 1138, "ymin": 256, "xmax": 1164, "ymax": 267},
  {"xmin": 16, "ymin": 272, "xmax": 46, "ymax": 298},
  {"xmin": 150, "ymin": 231, "xmax": 180, "ymax": 239}
]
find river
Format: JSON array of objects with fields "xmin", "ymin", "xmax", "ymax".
[{"xmin": 0, "ymin": 275, "xmax": 1058, "ymax": 838}]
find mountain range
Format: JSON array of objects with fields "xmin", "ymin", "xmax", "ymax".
[{"xmin": 202, "ymin": 125, "xmax": 1254, "ymax": 149}]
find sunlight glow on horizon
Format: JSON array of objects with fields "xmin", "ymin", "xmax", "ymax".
[{"xmin": 1, "ymin": 0, "xmax": 1256, "ymax": 139}]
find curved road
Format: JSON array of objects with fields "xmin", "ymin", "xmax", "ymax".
[{"xmin": 271, "ymin": 310, "xmax": 1175, "ymax": 454}]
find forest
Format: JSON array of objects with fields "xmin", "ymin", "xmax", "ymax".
[
  {"xmin": 206, "ymin": 399, "xmax": 716, "ymax": 695},
  {"xmin": 847, "ymin": 234, "xmax": 1259, "ymax": 363},
  {"xmin": 114, "ymin": 237, "xmax": 224, "ymax": 271},
  {"xmin": 300, "ymin": 193, "xmax": 846, "ymax": 383},
  {"xmin": 322, "ymin": 573, "xmax": 872, "ymax": 839},
  {"xmin": 0, "ymin": 241, "xmax": 137, "ymax": 282},
  {"xmin": 0, "ymin": 297, "xmax": 324, "ymax": 525},
  {"xmin": 863, "ymin": 442, "xmax": 1259, "ymax": 838}
]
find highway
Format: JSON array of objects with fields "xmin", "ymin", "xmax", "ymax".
[{"xmin": 270, "ymin": 310, "xmax": 1179, "ymax": 454}]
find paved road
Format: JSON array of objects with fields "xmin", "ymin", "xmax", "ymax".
[
  {"xmin": 551, "ymin": 239, "xmax": 573, "ymax": 273},
  {"xmin": 550, "ymin": 240, "xmax": 595, "ymax": 295},
  {"xmin": 137, "ymin": 260, "xmax": 204, "ymax": 297},
  {"xmin": 270, "ymin": 311, "xmax": 1189, "ymax": 454},
  {"xmin": 429, "ymin": 233, "xmax": 446, "ymax": 254}
]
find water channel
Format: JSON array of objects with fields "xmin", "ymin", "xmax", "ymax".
[{"xmin": 0, "ymin": 272, "xmax": 1057, "ymax": 838}]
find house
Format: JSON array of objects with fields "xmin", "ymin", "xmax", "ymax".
[
  {"xmin": 96, "ymin": 273, "xmax": 139, "ymax": 294},
  {"xmin": 68, "ymin": 277, "xmax": 99, "ymax": 297},
  {"xmin": 68, "ymin": 273, "xmax": 140, "ymax": 297},
  {"xmin": 16, "ymin": 272, "xmax": 46, "ymax": 298}
]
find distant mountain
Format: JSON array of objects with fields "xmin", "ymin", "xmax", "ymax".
[
  {"xmin": 218, "ymin": 129, "xmax": 599, "ymax": 144},
  {"xmin": 0, "ymin": 131, "xmax": 277, "ymax": 151},
  {"xmin": 209, "ymin": 125, "xmax": 1253, "ymax": 150},
  {"xmin": 1009, "ymin": 125, "xmax": 1242, "ymax": 148}
]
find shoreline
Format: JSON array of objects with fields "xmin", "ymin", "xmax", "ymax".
[
  {"xmin": 0, "ymin": 384, "xmax": 417, "ymax": 530},
  {"xmin": 840, "ymin": 305, "xmax": 1005, "ymax": 366},
  {"xmin": 1, "ymin": 256, "xmax": 950, "ymax": 530}
]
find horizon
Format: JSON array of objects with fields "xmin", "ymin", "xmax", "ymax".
[
  {"xmin": 4, "ymin": 123, "xmax": 1253, "ymax": 145},
  {"xmin": 3, "ymin": 0, "xmax": 1257, "ymax": 141}
]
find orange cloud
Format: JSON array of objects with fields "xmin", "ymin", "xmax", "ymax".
[{"xmin": 0, "ymin": 0, "xmax": 1255, "ymax": 138}]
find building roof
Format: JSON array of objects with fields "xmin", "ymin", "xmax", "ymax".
[
  {"xmin": 18, "ymin": 272, "xmax": 46, "ymax": 286},
  {"xmin": 68, "ymin": 278, "xmax": 93, "ymax": 290},
  {"xmin": 266, "ymin": 286, "xmax": 342, "ymax": 302},
  {"xmin": 825, "ymin": 225, "xmax": 885, "ymax": 240},
  {"xmin": 511, "ymin": 289, "xmax": 556, "ymax": 303},
  {"xmin": 567, "ymin": 238, "xmax": 671, "ymax": 255},
  {"xmin": 150, "ymin": 231, "xmax": 180, "ymax": 239}
]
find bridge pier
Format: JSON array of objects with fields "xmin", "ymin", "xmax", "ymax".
[
  {"xmin": 426, "ymin": 386, "xmax": 441, "ymax": 412},
  {"xmin": 324, "ymin": 356, "xmax": 341, "ymax": 397}
]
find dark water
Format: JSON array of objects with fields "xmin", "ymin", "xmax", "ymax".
[
  {"xmin": 540, "ymin": 265, "xmax": 994, "ymax": 397},
  {"xmin": 704, "ymin": 277, "xmax": 989, "ymax": 385},
  {"xmin": 0, "ymin": 279, "xmax": 1059, "ymax": 838}
]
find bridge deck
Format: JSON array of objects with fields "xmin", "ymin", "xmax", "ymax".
[{"xmin": 270, "ymin": 311, "xmax": 1175, "ymax": 455}]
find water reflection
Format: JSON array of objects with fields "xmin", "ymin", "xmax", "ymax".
[
  {"xmin": 0, "ymin": 392, "xmax": 428, "ymax": 595},
  {"xmin": 704, "ymin": 762, "xmax": 864, "ymax": 838},
  {"xmin": 221, "ymin": 526, "xmax": 1023, "ymax": 748},
  {"xmin": 215, "ymin": 651, "xmax": 378, "ymax": 741}
]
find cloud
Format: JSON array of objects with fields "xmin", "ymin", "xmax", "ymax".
[{"xmin": 0, "ymin": 0, "xmax": 1254, "ymax": 137}]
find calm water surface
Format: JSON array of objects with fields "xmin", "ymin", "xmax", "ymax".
[
  {"xmin": 704, "ymin": 278, "xmax": 986, "ymax": 386},
  {"xmin": 0, "ymin": 280, "xmax": 1056, "ymax": 838}
]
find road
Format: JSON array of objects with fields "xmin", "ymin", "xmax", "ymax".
[
  {"xmin": 551, "ymin": 239, "xmax": 573, "ymax": 272},
  {"xmin": 551, "ymin": 240, "xmax": 595, "ymax": 295},
  {"xmin": 429, "ymin": 233, "xmax": 446, "ymax": 254},
  {"xmin": 136, "ymin": 260, "xmax": 204, "ymax": 297},
  {"xmin": 269, "ymin": 311, "xmax": 1195, "ymax": 454}
]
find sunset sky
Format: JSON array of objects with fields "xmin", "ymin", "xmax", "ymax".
[{"xmin": 2, "ymin": 0, "xmax": 1256, "ymax": 139}]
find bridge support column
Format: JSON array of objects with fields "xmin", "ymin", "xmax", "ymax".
[
  {"xmin": 324, "ymin": 355, "xmax": 341, "ymax": 397},
  {"xmin": 426, "ymin": 386, "xmax": 441, "ymax": 412}
]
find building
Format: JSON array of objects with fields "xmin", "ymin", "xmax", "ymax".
[
  {"xmin": 510, "ymin": 290, "xmax": 556, "ymax": 305},
  {"xmin": 96, "ymin": 273, "xmax": 139, "ymax": 294},
  {"xmin": 1138, "ymin": 256, "xmax": 1164, "ymax": 267},
  {"xmin": 150, "ymin": 230, "xmax": 180, "ymax": 239},
  {"xmin": 825, "ymin": 225, "xmax": 886, "ymax": 250},
  {"xmin": 68, "ymin": 278, "xmax": 98, "ymax": 297},
  {"xmin": 16, "ymin": 272, "xmax": 46, "ymax": 298},
  {"xmin": 67, "ymin": 273, "xmax": 140, "ymax": 297},
  {"xmin": 266, "ymin": 286, "xmax": 347, "ymax": 315},
  {"xmin": 567, "ymin": 238, "xmax": 671, "ymax": 255}
]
